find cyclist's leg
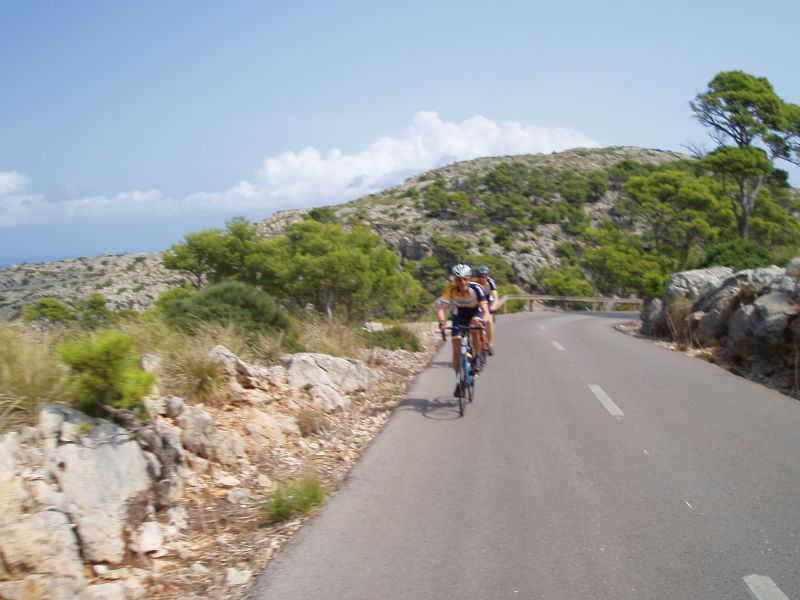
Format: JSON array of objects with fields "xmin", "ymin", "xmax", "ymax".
[
  {"xmin": 451, "ymin": 321, "xmax": 466, "ymax": 372},
  {"xmin": 480, "ymin": 318, "xmax": 488, "ymax": 364},
  {"xmin": 451, "ymin": 321, "xmax": 467, "ymax": 397},
  {"xmin": 486, "ymin": 302, "xmax": 495, "ymax": 351},
  {"xmin": 469, "ymin": 316, "xmax": 483, "ymax": 370}
]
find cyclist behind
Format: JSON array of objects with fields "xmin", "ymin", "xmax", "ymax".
[
  {"xmin": 437, "ymin": 264, "xmax": 488, "ymax": 378},
  {"xmin": 474, "ymin": 264, "xmax": 499, "ymax": 355}
]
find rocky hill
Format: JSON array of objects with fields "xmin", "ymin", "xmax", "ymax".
[
  {"xmin": 257, "ymin": 146, "xmax": 690, "ymax": 286},
  {"xmin": 2, "ymin": 145, "xmax": 797, "ymax": 320},
  {"xmin": 0, "ymin": 253, "xmax": 189, "ymax": 321}
]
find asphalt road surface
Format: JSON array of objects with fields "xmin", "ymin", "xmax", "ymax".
[{"xmin": 249, "ymin": 312, "xmax": 800, "ymax": 600}]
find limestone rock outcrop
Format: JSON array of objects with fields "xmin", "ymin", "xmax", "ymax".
[
  {"xmin": 641, "ymin": 258, "xmax": 800, "ymax": 387},
  {"xmin": 0, "ymin": 342, "xmax": 386, "ymax": 599}
]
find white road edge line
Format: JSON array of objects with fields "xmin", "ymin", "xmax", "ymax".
[
  {"xmin": 588, "ymin": 385, "xmax": 624, "ymax": 417},
  {"xmin": 551, "ymin": 341, "xmax": 565, "ymax": 351},
  {"xmin": 744, "ymin": 574, "xmax": 790, "ymax": 600}
]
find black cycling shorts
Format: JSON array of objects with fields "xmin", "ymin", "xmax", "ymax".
[{"xmin": 451, "ymin": 314, "xmax": 482, "ymax": 338}]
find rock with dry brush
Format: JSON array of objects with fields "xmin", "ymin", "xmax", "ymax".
[{"xmin": 0, "ymin": 324, "xmax": 440, "ymax": 600}]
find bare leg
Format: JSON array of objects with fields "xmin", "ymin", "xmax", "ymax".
[
  {"xmin": 470, "ymin": 317, "xmax": 482, "ymax": 359},
  {"xmin": 451, "ymin": 337, "xmax": 460, "ymax": 372}
]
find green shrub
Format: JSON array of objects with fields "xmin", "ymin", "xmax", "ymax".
[
  {"xmin": 22, "ymin": 297, "xmax": 76, "ymax": 324},
  {"xmin": 497, "ymin": 284, "xmax": 527, "ymax": 313},
  {"xmin": 153, "ymin": 285, "xmax": 197, "ymax": 314},
  {"xmin": 361, "ymin": 326, "xmax": 421, "ymax": 351},
  {"xmin": 586, "ymin": 170, "xmax": 609, "ymax": 201},
  {"xmin": 699, "ymin": 239, "xmax": 776, "ymax": 271},
  {"xmin": 558, "ymin": 171, "xmax": 589, "ymax": 204},
  {"xmin": 58, "ymin": 330, "xmax": 155, "ymax": 416},
  {"xmin": 263, "ymin": 473, "xmax": 325, "ymax": 525},
  {"xmin": 492, "ymin": 228, "xmax": 510, "ymax": 245},
  {"xmin": 536, "ymin": 266, "xmax": 594, "ymax": 296},
  {"xmin": 608, "ymin": 159, "xmax": 658, "ymax": 188},
  {"xmin": 305, "ymin": 206, "xmax": 339, "ymax": 224},
  {"xmin": 163, "ymin": 281, "xmax": 289, "ymax": 336},
  {"xmin": 75, "ymin": 293, "xmax": 114, "ymax": 329},
  {"xmin": 641, "ymin": 272, "xmax": 666, "ymax": 299}
]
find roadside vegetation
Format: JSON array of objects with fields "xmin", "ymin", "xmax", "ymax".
[
  {"xmin": 2, "ymin": 69, "xmax": 798, "ymax": 434},
  {"xmin": 0, "ymin": 215, "xmax": 428, "ymax": 432},
  {"xmin": 262, "ymin": 473, "xmax": 326, "ymax": 525}
]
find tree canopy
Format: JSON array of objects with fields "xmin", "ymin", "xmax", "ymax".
[
  {"xmin": 620, "ymin": 170, "xmax": 732, "ymax": 267},
  {"xmin": 163, "ymin": 217, "xmax": 426, "ymax": 321},
  {"xmin": 691, "ymin": 70, "xmax": 800, "ymax": 239}
]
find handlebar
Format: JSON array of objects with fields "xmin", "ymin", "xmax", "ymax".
[{"xmin": 440, "ymin": 325, "xmax": 486, "ymax": 340}]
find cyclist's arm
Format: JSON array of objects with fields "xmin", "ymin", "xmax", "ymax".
[
  {"xmin": 489, "ymin": 279, "xmax": 499, "ymax": 304},
  {"xmin": 437, "ymin": 304, "xmax": 448, "ymax": 327},
  {"xmin": 436, "ymin": 294, "xmax": 450, "ymax": 329},
  {"xmin": 477, "ymin": 300, "xmax": 489, "ymax": 322}
]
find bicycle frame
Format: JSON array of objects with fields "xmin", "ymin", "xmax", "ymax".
[{"xmin": 443, "ymin": 326, "xmax": 483, "ymax": 415}]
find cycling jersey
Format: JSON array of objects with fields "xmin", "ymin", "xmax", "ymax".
[
  {"xmin": 473, "ymin": 276, "xmax": 497, "ymax": 306},
  {"xmin": 439, "ymin": 281, "xmax": 487, "ymax": 323}
]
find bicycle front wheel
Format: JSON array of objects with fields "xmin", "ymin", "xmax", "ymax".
[{"xmin": 457, "ymin": 360, "xmax": 467, "ymax": 416}]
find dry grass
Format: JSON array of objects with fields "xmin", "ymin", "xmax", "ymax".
[
  {"xmin": 296, "ymin": 406, "xmax": 330, "ymax": 437},
  {"xmin": 120, "ymin": 319, "xmax": 250, "ymax": 361},
  {"xmin": 298, "ymin": 318, "xmax": 365, "ymax": 357},
  {"xmin": 119, "ymin": 319, "xmax": 251, "ymax": 406},
  {"xmin": 249, "ymin": 330, "xmax": 289, "ymax": 365},
  {"xmin": 159, "ymin": 341, "xmax": 231, "ymax": 406},
  {"xmin": 665, "ymin": 296, "xmax": 693, "ymax": 346},
  {"xmin": 0, "ymin": 394, "xmax": 36, "ymax": 434},
  {"xmin": 0, "ymin": 323, "xmax": 69, "ymax": 432}
]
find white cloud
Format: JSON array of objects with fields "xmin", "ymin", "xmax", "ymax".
[
  {"xmin": 0, "ymin": 171, "xmax": 46, "ymax": 227},
  {"xmin": 0, "ymin": 112, "xmax": 598, "ymax": 227},
  {"xmin": 0, "ymin": 171, "xmax": 28, "ymax": 196}
]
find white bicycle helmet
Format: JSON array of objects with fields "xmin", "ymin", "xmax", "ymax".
[
  {"xmin": 451, "ymin": 263, "xmax": 472, "ymax": 278},
  {"xmin": 478, "ymin": 264, "xmax": 490, "ymax": 275}
]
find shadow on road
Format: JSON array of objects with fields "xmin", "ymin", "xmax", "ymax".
[{"xmin": 396, "ymin": 396, "xmax": 462, "ymax": 420}]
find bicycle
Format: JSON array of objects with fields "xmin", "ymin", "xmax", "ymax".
[{"xmin": 442, "ymin": 325, "xmax": 484, "ymax": 416}]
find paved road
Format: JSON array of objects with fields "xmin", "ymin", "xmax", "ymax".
[{"xmin": 249, "ymin": 312, "xmax": 800, "ymax": 600}]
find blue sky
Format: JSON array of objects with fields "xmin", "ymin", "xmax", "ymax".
[{"xmin": 1, "ymin": 0, "xmax": 799, "ymax": 266}]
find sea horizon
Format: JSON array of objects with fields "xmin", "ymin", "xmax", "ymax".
[{"xmin": 0, "ymin": 254, "xmax": 94, "ymax": 269}]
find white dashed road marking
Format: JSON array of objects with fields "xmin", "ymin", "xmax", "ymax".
[
  {"xmin": 588, "ymin": 385, "xmax": 624, "ymax": 417},
  {"xmin": 744, "ymin": 575, "xmax": 790, "ymax": 600},
  {"xmin": 551, "ymin": 341, "xmax": 565, "ymax": 351}
]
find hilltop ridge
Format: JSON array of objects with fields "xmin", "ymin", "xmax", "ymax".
[{"xmin": 2, "ymin": 145, "xmax": 796, "ymax": 320}]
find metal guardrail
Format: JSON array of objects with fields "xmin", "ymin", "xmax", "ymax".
[{"xmin": 493, "ymin": 294, "xmax": 643, "ymax": 313}]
